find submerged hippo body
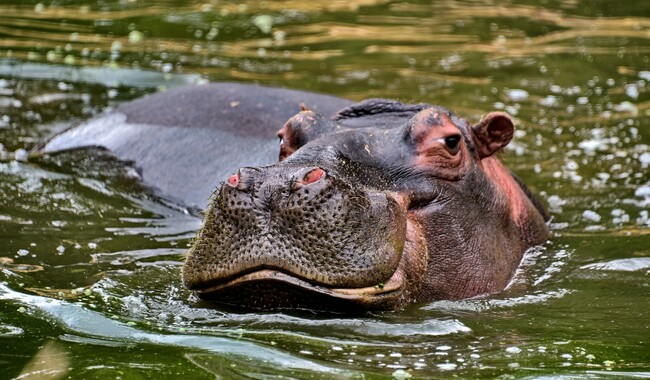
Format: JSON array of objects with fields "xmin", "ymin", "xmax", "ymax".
[
  {"xmin": 43, "ymin": 83, "xmax": 352, "ymax": 210},
  {"xmin": 44, "ymin": 82, "xmax": 550, "ymax": 311}
]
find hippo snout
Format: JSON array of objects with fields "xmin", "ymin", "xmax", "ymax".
[{"xmin": 182, "ymin": 163, "xmax": 409, "ymax": 307}]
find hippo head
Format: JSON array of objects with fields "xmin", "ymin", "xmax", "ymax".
[{"xmin": 183, "ymin": 99, "xmax": 550, "ymax": 311}]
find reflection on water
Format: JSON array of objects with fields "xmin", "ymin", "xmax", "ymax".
[
  {"xmin": 2, "ymin": 0, "xmax": 649, "ymax": 87},
  {"xmin": 16, "ymin": 341, "xmax": 70, "ymax": 380},
  {"xmin": 1, "ymin": 0, "xmax": 649, "ymax": 378}
]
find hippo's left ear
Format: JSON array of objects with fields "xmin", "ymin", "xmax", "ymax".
[
  {"xmin": 277, "ymin": 110, "xmax": 340, "ymax": 161},
  {"xmin": 471, "ymin": 112, "xmax": 514, "ymax": 159}
]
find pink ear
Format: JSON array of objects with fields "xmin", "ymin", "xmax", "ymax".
[
  {"xmin": 277, "ymin": 110, "xmax": 339, "ymax": 161},
  {"xmin": 471, "ymin": 112, "xmax": 514, "ymax": 158},
  {"xmin": 277, "ymin": 121, "xmax": 297, "ymax": 161}
]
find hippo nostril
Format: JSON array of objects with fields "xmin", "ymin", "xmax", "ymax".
[
  {"xmin": 301, "ymin": 167, "xmax": 326, "ymax": 185},
  {"xmin": 227, "ymin": 172, "xmax": 240, "ymax": 187}
]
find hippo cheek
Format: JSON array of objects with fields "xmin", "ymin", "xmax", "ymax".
[
  {"xmin": 182, "ymin": 172, "xmax": 424, "ymax": 310},
  {"xmin": 405, "ymin": 189, "xmax": 520, "ymax": 301}
]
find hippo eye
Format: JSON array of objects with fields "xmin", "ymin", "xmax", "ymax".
[
  {"xmin": 279, "ymin": 137, "xmax": 284, "ymax": 145},
  {"xmin": 444, "ymin": 134, "xmax": 461, "ymax": 154}
]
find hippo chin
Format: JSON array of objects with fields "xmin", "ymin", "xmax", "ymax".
[{"xmin": 183, "ymin": 99, "xmax": 551, "ymax": 311}]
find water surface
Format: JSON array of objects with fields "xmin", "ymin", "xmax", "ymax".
[{"xmin": 1, "ymin": 0, "xmax": 648, "ymax": 378}]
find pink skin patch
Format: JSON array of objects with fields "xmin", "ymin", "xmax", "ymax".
[
  {"xmin": 301, "ymin": 168, "xmax": 325, "ymax": 185},
  {"xmin": 410, "ymin": 109, "xmax": 467, "ymax": 180},
  {"xmin": 481, "ymin": 156, "xmax": 528, "ymax": 226},
  {"xmin": 227, "ymin": 173, "xmax": 240, "ymax": 187}
]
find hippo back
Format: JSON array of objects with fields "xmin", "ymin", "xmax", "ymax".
[{"xmin": 42, "ymin": 83, "xmax": 353, "ymax": 209}]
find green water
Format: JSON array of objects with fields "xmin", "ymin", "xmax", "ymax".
[{"xmin": 0, "ymin": 0, "xmax": 648, "ymax": 378}]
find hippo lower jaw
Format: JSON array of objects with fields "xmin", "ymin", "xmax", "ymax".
[
  {"xmin": 194, "ymin": 266, "xmax": 405, "ymax": 306},
  {"xmin": 190, "ymin": 219, "xmax": 427, "ymax": 311}
]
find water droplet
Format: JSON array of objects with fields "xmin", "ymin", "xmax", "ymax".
[
  {"xmin": 206, "ymin": 27, "xmax": 219, "ymax": 41},
  {"xmin": 14, "ymin": 149, "xmax": 28, "ymax": 162},
  {"xmin": 505, "ymin": 346, "xmax": 521, "ymax": 354},
  {"xmin": 506, "ymin": 89, "xmax": 529, "ymax": 102},
  {"xmin": 582, "ymin": 210, "xmax": 602, "ymax": 222},
  {"xmin": 128, "ymin": 30, "xmax": 143, "ymax": 44},
  {"xmin": 46, "ymin": 50, "xmax": 57, "ymax": 62},
  {"xmin": 614, "ymin": 101, "xmax": 637, "ymax": 115},
  {"xmin": 437, "ymin": 363, "xmax": 457, "ymax": 370},
  {"xmin": 634, "ymin": 184, "xmax": 650, "ymax": 198},
  {"xmin": 392, "ymin": 369, "xmax": 412, "ymax": 379},
  {"xmin": 253, "ymin": 15, "xmax": 274, "ymax": 34},
  {"xmin": 639, "ymin": 152, "xmax": 650, "ymax": 168},
  {"xmin": 539, "ymin": 95, "xmax": 558, "ymax": 107},
  {"xmin": 625, "ymin": 84, "xmax": 639, "ymax": 99}
]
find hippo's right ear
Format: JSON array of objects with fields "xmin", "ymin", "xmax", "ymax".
[
  {"xmin": 471, "ymin": 112, "xmax": 514, "ymax": 159},
  {"xmin": 277, "ymin": 110, "xmax": 340, "ymax": 161}
]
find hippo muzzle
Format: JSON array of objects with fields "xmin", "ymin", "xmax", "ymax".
[{"xmin": 182, "ymin": 162, "xmax": 421, "ymax": 310}]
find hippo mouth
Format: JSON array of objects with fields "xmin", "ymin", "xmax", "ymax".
[{"xmin": 193, "ymin": 264, "xmax": 407, "ymax": 310}]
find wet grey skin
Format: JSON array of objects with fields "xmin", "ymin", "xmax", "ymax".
[
  {"xmin": 42, "ymin": 83, "xmax": 550, "ymax": 312},
  {"xmin": 42, "ymin": 82, "xmax": 353, "ymax": 210},
  {"xmin": 183, "ymin": 98, "xmax": 551, "ymax": 311}
]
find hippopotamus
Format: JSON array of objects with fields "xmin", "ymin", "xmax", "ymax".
[{"xmin": 43, "ymin": 82, "xmax": 550, "ymax": 311}]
